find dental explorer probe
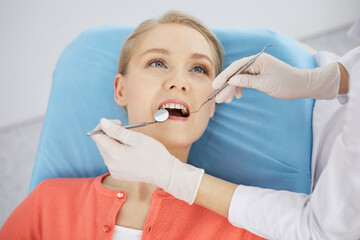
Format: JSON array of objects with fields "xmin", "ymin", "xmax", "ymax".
[
  {"xmin": 190, "ymin": 44, "xmax": 273, "ymax": 114},
  {"xmin": 86, "ymin": 109, "xmax": 169, "ymax": 136}
]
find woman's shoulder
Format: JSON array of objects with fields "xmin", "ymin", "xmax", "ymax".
[
  {"xmin": 34, "ymin": 175, "xmax": 101, "ymax": 197},
  {"xmin": 40, "ymin": 175, "xmax": 97, "ymax": 186}
]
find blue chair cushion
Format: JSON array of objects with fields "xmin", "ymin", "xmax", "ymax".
[{"xmin": 29, "ymin": 25, "xmax": 315, "ymax": 194}]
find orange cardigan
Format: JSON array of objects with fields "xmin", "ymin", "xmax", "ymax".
[{"xmin": 0, "ymin": 174, "xmax": 265, "ymax": 240}]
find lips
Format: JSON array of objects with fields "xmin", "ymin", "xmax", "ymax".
[{"xmin": 157, "ymin": 99, "xmax": 190, "ymax": 121}]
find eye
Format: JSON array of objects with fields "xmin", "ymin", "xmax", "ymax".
[
  {"xmin": 149, "ymin": 59, "xmax": 166, "ymax": 68},
  {"xmin": 192, "ymin": 65, "xmax": 208, "ymax": 75}
]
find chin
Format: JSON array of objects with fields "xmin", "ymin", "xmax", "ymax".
[{"xmin": 155, "ymin": 131, "xmax": 200, "ymax": 149}]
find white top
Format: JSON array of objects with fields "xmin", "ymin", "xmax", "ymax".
[
  {"xmin": 112, "ymin": 225, "xmax": 142, "ymax": 240},
  {"xmin": 228, "ymin": 46, "xmax": 360, "ymax": 239}
]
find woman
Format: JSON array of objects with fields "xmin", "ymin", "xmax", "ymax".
[
  {"xmin": 93, "ymin": 16, "xmax": 360, "ymax": 240},
  {"xmin": 0, "ymin": 12, "xmax": 264, "ymax": 240}
]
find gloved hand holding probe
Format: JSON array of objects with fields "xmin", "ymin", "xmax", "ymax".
[
  {"xmin": 91, "ymin": 118, "xmax": 204, "ymax": 204},
  {"xmin": 213, "ymin": 53, "xmax": 341, "ymax": 103}
]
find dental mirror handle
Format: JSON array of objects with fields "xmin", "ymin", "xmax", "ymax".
[
  {"xmin": 86, "ymin": 109, "xmax": 169, "ymax": 136},
  {"xmin": 120, "ymin": 121, "xmax": 156, "ymax": 129},
  {"xmin": 87, "ymin": 122, "xmax": 156, "ymax": 136}
]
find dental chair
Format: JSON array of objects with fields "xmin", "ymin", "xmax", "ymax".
[{"xmin": 29, "ymin": 26, "xmax": 315, "ymax": 194}]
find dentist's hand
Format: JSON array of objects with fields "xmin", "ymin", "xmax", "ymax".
[
  {"xmin": 90, "ymin": 118, "xmax": 204, "ymax": 204},
  {"xmin": 213, "ymin": 53, "xmax": 340, "ymax": 103}
]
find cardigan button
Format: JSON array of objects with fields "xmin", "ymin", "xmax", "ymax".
[
  {"xmin": 103, "ymin": 225, "xmax": 111, "ymax": 233},
  {"xmin": 117, "ymin": 192, "xmax": 124, "ymax": 199}
]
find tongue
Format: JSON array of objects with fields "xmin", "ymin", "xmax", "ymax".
[{"xmin": 166, "ymin": 108, "xmax": 184, "ymax": 117}]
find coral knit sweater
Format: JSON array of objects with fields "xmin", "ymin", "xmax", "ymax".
[{"xmin": 0, "ymin": 174, "xmax": 265, "ymax": 240}]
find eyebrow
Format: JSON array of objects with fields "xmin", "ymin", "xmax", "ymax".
[
  {"xmin": 141, "ymin": 48, "xmax": 169, "ymax": 56},
  {"xmin": 141, "ymin": 48, "xmax": 214, "ymax": 65},
  {"xmin": 190, "ymin": 53, "xmax": 214, "ymax": 66}
]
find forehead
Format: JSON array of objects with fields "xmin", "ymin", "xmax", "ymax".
[{"xmin": 135, "ymin": 24, "xmax": 215, "ymax": 60}]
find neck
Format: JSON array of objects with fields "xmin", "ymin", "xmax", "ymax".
[
  {"xmin": 102, "ymin": 144, "xmax": 191, "ymax": 200},
  {"xmin": 166, "ymin": 144, "xmax": 191, "ymax": 163},
  {"xmin": 102, "ymin": 176, "xmax": 158, "ymax": 201},
  {"xmin": 132, "ymin": 125, "xmax": 192, "ymax": 163}
]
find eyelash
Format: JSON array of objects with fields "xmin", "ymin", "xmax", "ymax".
[
  {"xmin": 192, "ymin": 65, "xmax": 208, "ymax": 75},
  {"xmin": 149, "ymin": 59, "xmax": 166, "ymax": 68},
  {"xmin": 148, "ymin": 59, "xmax": 209, "ymax": 75}
]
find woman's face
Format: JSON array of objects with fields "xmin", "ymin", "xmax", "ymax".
[{"xmin": 114, "ymin": 23, "xmax": 217, "ymax": 149}]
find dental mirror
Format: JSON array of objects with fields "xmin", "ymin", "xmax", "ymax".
[
  {"xmin": 87, "ymin": 109, "xmax": 169, "ymax": 136},
  {"xmin": 153, "ymin": 108, "xmax": 169, "ymax": 122}
]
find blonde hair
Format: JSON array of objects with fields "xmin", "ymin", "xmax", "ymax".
[{"xmin": 117, "ymin": 11, "xmax": 223, "ymax": 76}]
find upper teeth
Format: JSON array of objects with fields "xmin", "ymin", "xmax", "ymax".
[{"xmin": 161, "ymin": 103, "xmax": 188, "ymax": 115}]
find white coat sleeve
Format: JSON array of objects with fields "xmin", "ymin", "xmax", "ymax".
[{"xmin": 228, "ymin": 46, "xmax": 360, "ymax": 240}]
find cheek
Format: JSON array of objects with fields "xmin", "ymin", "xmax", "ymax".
[
  {"xmin": 197, "ymin": 107, "xmax": 212, "ymax": 128},
  {"xmin": 125, "ymin": 81, "xmax": 155, "ymax": 122},
  {"xmin": 191, "ymin": 81, "xmax": 214, "ymax": 118},
  {"xmin": 194, "ymin": 81, "xmax": 214, "ymax": 105}
]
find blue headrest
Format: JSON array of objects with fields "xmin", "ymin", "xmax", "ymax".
[{"xmin": 29, "ymin": 25, "xmax": 315, "ymax": 194}]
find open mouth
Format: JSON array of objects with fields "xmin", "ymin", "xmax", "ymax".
[{"xmin": 158, "ymin": 103, "xmax": 190, "ymax": 119}]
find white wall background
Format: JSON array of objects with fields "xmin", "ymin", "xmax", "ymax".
[{"xmin": 0, "ymin": 0, "xmax": 359, "ymax": 129}]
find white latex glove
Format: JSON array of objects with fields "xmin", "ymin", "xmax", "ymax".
[
  {"xmin": 90, "ymin": 118, "xmax": 204, "ymax": 204},
  {"xmin": 212, "ymin": 53, "xmax": 340, "ymax": 103}
]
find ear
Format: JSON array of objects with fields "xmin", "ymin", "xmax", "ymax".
[
  {"xmin": 114, "ymin": 73, "xmax": 127, "ymax": 107},
  {"xmin": 209, "ymin": 101, "xmax": 216, "ymax": 118}
]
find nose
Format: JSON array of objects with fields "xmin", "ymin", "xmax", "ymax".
[{"xmin": 164, "ymin": 71, "xmax": 190, "ymax": 94}]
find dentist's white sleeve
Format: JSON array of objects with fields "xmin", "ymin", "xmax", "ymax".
[{"xmin": 228, "ymin": 47, "xmax": 360, "ymax": 240}]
